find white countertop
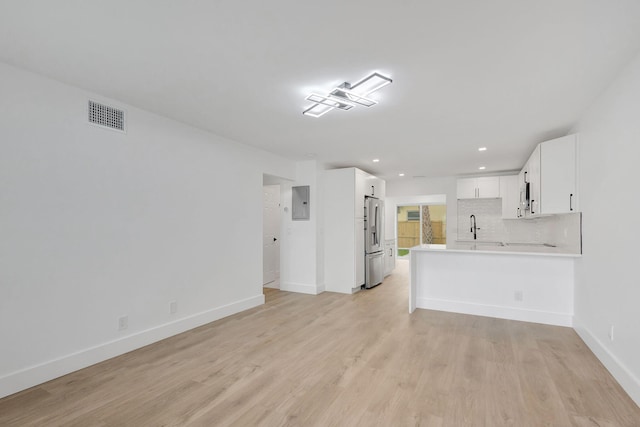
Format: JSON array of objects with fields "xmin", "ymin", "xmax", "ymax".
[{"xmin": 411, "ymin": 242, "xmax": 581, "ymax": 257}]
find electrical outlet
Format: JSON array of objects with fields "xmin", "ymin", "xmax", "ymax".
[
  {"xmin": 170, "ymin": 301, "xmax": 177, "ymax": 314},
  {"xmin": 514, "ymin": 290, "xmax": 523, "ymax": 302},
  {"xmin": 608, "ymin": 325, "xmax": 614, "ymax": 341},
  {"xmin": 118, "ymin": 315, "xmax": 128, "ymax": 331}
]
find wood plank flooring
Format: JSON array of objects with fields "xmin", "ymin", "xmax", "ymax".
[{"xmin": 1, "ymin": 260, "xmax": 639, "ymax": 426}]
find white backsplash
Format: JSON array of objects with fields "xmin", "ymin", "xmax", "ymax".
[
  {"xmin": 457, "ymin": 198, "xmax": 508, "ymax": 242},
  {"xmin": 539, "ymin": 212, "xmax": 582, "ymax": 253},
  {"xmin": 456, "ymin": 198, "xmax": 581, "ymax": 252},
  {"xmin": 503, "ymin": 217, "xmax": 544, "ymax": 244}
]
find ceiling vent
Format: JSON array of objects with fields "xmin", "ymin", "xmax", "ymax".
[{"xmin": 88, "ymin": 100, "xmax": 125, "ymax": 132}]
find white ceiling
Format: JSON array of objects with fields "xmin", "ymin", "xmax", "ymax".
[{"xmin": 2, "ymin": 1, "xmax": 640, "ymax": 180}]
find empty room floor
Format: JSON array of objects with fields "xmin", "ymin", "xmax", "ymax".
[{"xmin": 1, "ymin": 261, "xmax": 639, "ymax": 426}]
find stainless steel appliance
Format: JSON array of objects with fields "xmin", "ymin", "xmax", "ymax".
[{"xmin": 364, "ymin": 196, "xmax": 384, "ymax": 289}]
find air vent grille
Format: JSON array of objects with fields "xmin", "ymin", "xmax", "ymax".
[{"xmin": 88, "ymin": 100, "xmax": 125, "ymax": 132}]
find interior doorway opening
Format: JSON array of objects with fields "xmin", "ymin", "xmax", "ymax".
[{"xmin": 262, "ymin": 180, "xmax": 281, "ymax": 289}]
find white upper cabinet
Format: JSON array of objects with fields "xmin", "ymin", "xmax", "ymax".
[
  {"xmin": 457, "ymin": 176, "xmax": 500, "ymax": 199},
  {"xmin": 457, "ymin": 178, "xmax": 477, "ymax": 199},
  {"xmin": 367, "ymin": 176, "xmax": 385, "ymax": 199},
  {"xmin": 540, "ymin": 135, "xmax": 578, "ymax": 214},
  {"xmin": 517, "ymin": 168, "xmax": 527, "ymax": 218},
  {"xmin": 524, "ymin": 134, "xmax": 578, "ymax": 217},
  {"xmin": 476, "ymin": 176, "xmax": 500, "ymax": 198},
  {"xmin": 500, "ymin": 175, "xmax": 520, "ymax": 219},
  {"xmin": 355, "ymin": 169, "xmax": 367, "ymax": 218},
  {"xmin": 527, "ymin": 144, "xmax": 541, "ymax": 216}
]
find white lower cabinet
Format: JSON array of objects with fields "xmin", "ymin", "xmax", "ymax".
[
  {"xmin": 355, "ymin": 218, "xmax": 365, "ymax": 286},
  {"xmin": 384, "ymin": 240, "xmax": 396, "ymax": 277}
]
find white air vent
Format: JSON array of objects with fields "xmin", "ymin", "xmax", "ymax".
[{"xmin": 88, "ymin": 100, "xmax": 125, "ymax": 132}]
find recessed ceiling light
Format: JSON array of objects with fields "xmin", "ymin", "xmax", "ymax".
[
  {"xmin": 372, "ymin": 158, "xmax": 380, "ymax": 163},
  {"xmin": 398, "ymin": 173, "xmax": 405, "ymax": 177},
  {"xmin": 478, "ymin": 147, "xmax": 487, "ymax": 151},
  {"xmin": 478, "ymin": 166, "xmax": 486, "ymax": 170}
]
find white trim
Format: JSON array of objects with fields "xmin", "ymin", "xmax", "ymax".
[
  {"xmin": 280, "ymin": 281, "xmax": 324, "ymax": 295},
  {"xmin": 574, "ymin": 322, "xmax": 640, "ymax": 407},
  {"xmin": 416, "ymin": 297, "xmax": 573, "ymax": 327},
  {"xmin": 0, "ymin": 294, "xmax": 264, "ymax": 399}
]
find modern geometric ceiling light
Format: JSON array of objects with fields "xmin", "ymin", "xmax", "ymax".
[{"xmin": 303, "ymin": 72, "xmax": 392, "ymax": 117}]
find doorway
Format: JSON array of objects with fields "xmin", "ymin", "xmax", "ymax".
[
  {"xmin": 396, "ymin": 204, "xmax": 447, "ymax": 258},
  {"xmin": 263, "ymin": 184, "xmax": 280, "ymax": 288}
]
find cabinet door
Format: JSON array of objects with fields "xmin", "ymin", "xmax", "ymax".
[
  {"xmin": 368, "ymin": 177, "xmax": 378, "ymax": 197},
  {"xmin": 384, "ymin": 241, "xmax": 395, "ymax": 276},
  {"xmin": 476, "ymin": 176, "xmax": 500, "ymax": 198},
  {"xmin": 540, "ymin": 135, "xmax": 577, "ymax": 214},
  {"xmin": 457, "ymin": 178, "xmax": 477, "ymax": 199},
  {"xmin": 355, "ymin": 218, "xmax": 365, "ymax": 287},
  {"xmin": 500, "ymin": 175, "xmax": 519, "ymax": 219},
  {"xmin": 517, "ymin": 168, "xmax": 527, "ymax": 218},
  {"xmin": 527, "ymin": 145, "xmax": 541, "ymax": 216},
  {"xmin": 355, "ymin": 170, "xmax": 366, "ymax": 218},
  {"xmin": 374, "ymin": 178, "xmax": 386, "ymax": 200}
]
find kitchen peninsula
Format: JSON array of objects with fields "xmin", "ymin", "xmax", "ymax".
[{"xmin": 409, "ymin": 243, "xmax": 581, "ymax": 326}]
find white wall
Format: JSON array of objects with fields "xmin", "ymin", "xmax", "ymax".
[
  {"xmin": 572, "ymin": 52, "xmax": 640, "ymax": 405},
  {"xmin": 0, "ymin": 62, "xmax": 295, "ymax": 398},
  {"xmin": 279, "ymin": 160, "xmax": 325, "ymax": 294}
]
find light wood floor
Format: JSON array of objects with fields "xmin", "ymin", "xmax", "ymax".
[{"xmin": 1, "ymin": 261, "xmax": 639, "ymax": 426}]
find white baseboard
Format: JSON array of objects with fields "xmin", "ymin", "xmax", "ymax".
[
  {"xmin": 416, "ymin": 297, "xmax": 573, "ymax": 327},
  {"xmin": 280, "ymin": 281, "xmax": 323, "ymax": 295},
  {"xmin": 574, "ymin": 322, "xmax": 640, "ymax": 407},
  {"xmin": 0, "ymin": 294, "xmax": 264, "ymax": 399}
]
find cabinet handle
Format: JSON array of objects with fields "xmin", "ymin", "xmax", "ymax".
[
  {"xmin": 517, "ymin": 207, "xmax": 520, "ymax": 218},
  {"xmin": 524, "ymin": 171, "xmax": 528, "ymax": 183},
  {"xmin": 531, "ymin": 199, "xmax": 535, "ymax": 214},
  {"xmin": 371, "ymin": 185, "xmax": 375, "ymax": 196},
  {"xmin": 569, "ymin": 194, "xmax": 573, "ymax": 211}
]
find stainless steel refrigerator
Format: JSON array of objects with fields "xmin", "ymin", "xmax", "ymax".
[{"xmin": 364, "ymin": 196, "xmax": 384, "ymax": 289}]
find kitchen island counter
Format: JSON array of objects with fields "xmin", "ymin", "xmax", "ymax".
[
  {"xmin": 409, "ymin": 243, "xmax": 577, "ymax": 326},
  {"xmin": 413, "ymin": 242, "xmax": 581, "ymax": 257}
]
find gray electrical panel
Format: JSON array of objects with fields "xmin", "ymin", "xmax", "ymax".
[{"xmin": 292, "ymin": 186, "xmax": 310, "ymax": 220}]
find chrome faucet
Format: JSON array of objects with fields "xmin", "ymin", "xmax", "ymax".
[{"xmin": 470, "ymin": 214, "xmax": 480, "ymax": 240}]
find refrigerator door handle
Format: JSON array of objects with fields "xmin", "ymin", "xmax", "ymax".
[{"xmin": 374, "ymin": 205, "xmax": 379, "ymax": 246}]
